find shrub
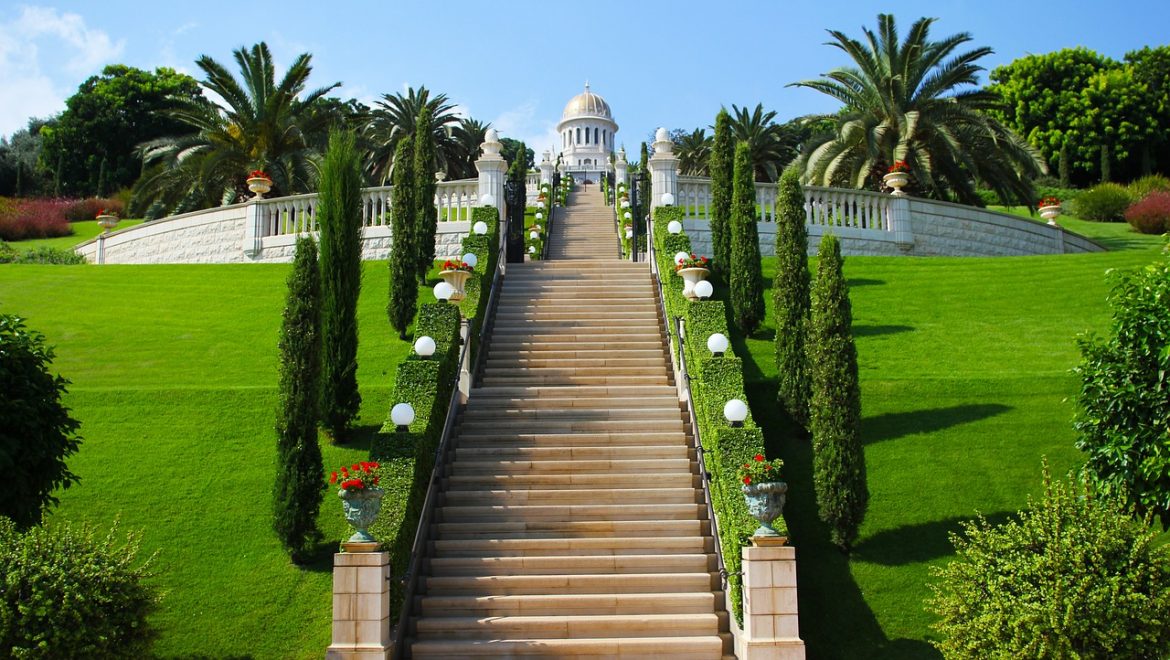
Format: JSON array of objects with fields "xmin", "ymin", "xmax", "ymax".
[
  {"xmin": 273, "ymin": 237, "xmax": 324, "ymax": 562},
  {"xmin": 63, "ymin": 197, "xmax": 125, "ymax": 222},
  {"xmin": 1074, "ymin": 244, "xmax": 1170, "ymax": 528},
  {"xmin": 709, "ymin": 109, "xmax": 733, "ymax": 280},
  {"xmin": 773, "ymin": 167, "xmax": 811, "ymax": 427},
  {"xmin": 1124, "ymin": 191, "xmax": 1170, "ymax": 234},
  {"xmin": 388, "ymin": 139, "xmax": 418, "ymax": 339},
  {"xmin": 317, "ymin": 131, "xmax": 364, "ymax": 440},
  {"xmin": 1127, "ymin": 174, "xmax": 1170, "ymax": 201},
  {"xmin": 807, "ymin": 234, "xmax": 867, "ymax": 550},
  {"xmin": 0, "ymin": 517, "xmax": 159, "ymax": 657},
  {"xmin": 1071, "ymin": 182, "xmax": 1132, "ymax": 222},
  {"xmin": 928, "ymin": 463, "xmax": 1170, "ymax": 658},
  {"xmin": 413, "ymin": 107, "xmax": 439, "ymax": 282},
  {"xmin": 0, "ymin": 314, "xmax": 81, "ymax": 528},
  {"xmin": 0, "ymin": 198, "xmax": 72, "ymax": 241},
  {"xmin": 0, "ymin": 244, "xmax": 86, "ymax": 264},
  {"xmin": 730, "ymin": 141, "xmax": 764, "ymax": 335}
]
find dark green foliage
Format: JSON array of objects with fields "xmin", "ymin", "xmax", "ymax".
[
  {"xmin": 500, "ymin": 138, "xmax": 535, "ymax": 169},
  {"xmin": 387, "ymin": 139, "xmax": 417, "ymax": 339},
  {"xmin": 0, "ymin": 517, "xmax": 158, "ymax": 656},
  {"xmin": 774, "ymin": 167, "xmax": 811, "ymax": 427},
  {"xmin": 0, "ymin": 243, "xmax": 86, "ymax": 264},
  {"xmin": 317, "ymin": 131, "xmax": 364, "ymax": 439},
  {"xmin": 1074, "ymin": 246, "xmax": 1170, "ymax": 528},
  {"xmin": 730, "ymin": 141, "xmax": 765, "ymax": 334},
  {"xmin": 808, "ymin": 233, "xmax": 867, "ymax": 550},
  {"xmin": 273, "ymin": 237, "xmax": 323, "ymax": 562},
  {"xmin": 1059, "ymin": 142, "xmax": 1071, "ymax": 187},
  {"xmin": 928, "ymin": 464, "xmax": 1170, "ymax": 657},
  {"xmin": 413, "ymin": 107, "xmax": 438, "ymax": 282},
  {"xmin": 1128, "ymin": 174, "xmax": 1170, "ymax": 200},
  {"xmin": 1071, "ymin": 182, "xmax": 1133, "ymax": 221},
  {"xmin": 0, "ymin": 314, "xmax": 81, "ymax": 528}
]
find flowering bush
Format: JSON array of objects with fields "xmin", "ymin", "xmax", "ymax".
[
  {"xmin": 329, "ymin": 462, "xmax": 381, "ymax": 491},
  {"xmin": 440, "ymin": 259, "xmax": 473, "ymax": 272},
  {"xmin": 1124, "ymin": 191, "xmax": 1170, "ymax": 235},
  {"xmin": 1038, "ymin": 196, "xmax": 1061, "ymax": 208},
  {"xmin": 0, "ymin": 198, "xmax": 72, "ymax": 241},
  {"xmin": 887, "ymin": 160, "xmax": 911, "ymax": 173},
  {"xmin": 247, "ymin": 169, "xmax": 270, "ymax": 180},
  {"xmin": 64, "ymin": 197, "xmax": 125, "ymax": 222},
  {"xmin": 676, "ymin": 253, "xmax": 710, "ymax": 271},
  {"xmin": 737, "ymin": 453, "xmax": 784, "ymax": 485}
]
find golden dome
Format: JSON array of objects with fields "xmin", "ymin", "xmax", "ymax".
[{"xmin": 562, "ymin": 83, "xmax": 612, "ymax": 120}]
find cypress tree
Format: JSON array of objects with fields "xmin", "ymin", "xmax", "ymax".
[
  {"xmin": 1100, "ymin": 143, "xmax": 1112, "ymax": 183},
  {"xmin": 709, "ymin": 109, "xmax": 733, "ymax": 280},
  {"xmin": 774, "ymin": 167, "xmax": 811, "ymax": 427},
  {"xmin": 388, "ymin": 139, "xmax": 418, "ymax": 340},
  {"xmin": 97, "ymin": 157, "xmax": 109, "ymax": 198},
  {"xmin": 413, "ymin": 107, "xmax": 438, "ymax": 282},
  {"xmin": 15, "ymin": 162, "xmax": 23, "ymax": 197},
  {"xmin": 808, "ymin": 233, "xmax": 867, "ymax": 551},
  {"xmin": 1058, "ymin": 143, "xmax": 1071, "ymax": 188},
  {"xmin": 273, "ymin": 237, "xmax": 324, "ymax": 562},
  {"xmin": 317, "ymin": 131, "xmax": 364, "ymax": 440},
  {"xmin": 730, "ymin": 141, "xmax": 765, "ymax": 335}
]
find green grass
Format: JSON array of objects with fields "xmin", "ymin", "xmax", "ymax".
[
  {"xmin": 0, "ymin": 260, "xmax": 436, "ymax": 658},
  {"xmin": 8, "ymin": 219, "xmax": 145, "ymax": 251},
  {"xmin": 989, "ymin": 204, "xmax": 1165, "ymax": 252},
  {"xmin": 730, "ymin": 236, "xmax": 1165, "ymax": 658}
]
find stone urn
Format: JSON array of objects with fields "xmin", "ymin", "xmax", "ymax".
[
  {"xmin": 677, "ymin": 267, "xmax": 711, "ymax": 300},
  {"xmin": 1039, "ymin": 204, "xmax": 1062, "ymax": 226},
  {"xmin": 96, "ymin": 214, "xmax": 119, "ymax": 233},
  {"xmin": 339, "ymin": 487, "xmax": 385, "ymax": 544},
  {"xmin": 742, "ymin": 481, "xmax": 788, "ymax": 537},
  {"xmin": 883, "ymin": 171, "xmax": 909, "ymax": 196},
  {"xmin": 247, "ymin": 176, "xmax": 272, "ymax": 198},
  {"xmin": 438, "ymin": 268, "xmax": 471, "ymax": 302}
]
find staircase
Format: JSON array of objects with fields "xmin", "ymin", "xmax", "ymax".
[{"xmin": 408, "ymin": 189, "xmax": 731, "ymax": 658}]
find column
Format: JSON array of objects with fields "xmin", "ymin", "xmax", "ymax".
[
  {"xmin": 614, "ymin": 147, "xmax": 629, "ymax": 188},
  {"xmin": 325, "ymin": 551, "xmax": 391, "ymax": 660},
  {"xmin": 648, "ymin": 127, "xmax": 679, "ymax": 211},
  {"xmin": 539, "ymin": 151, "xmax": 554, "ymax": 184},
  {"xmin": 242, "ymin": 199, "xmax": 263, "ymax": 258},
  {"xmin": 475, "ymin": 128, "xmax": 507, "ymax": 223},
  {"xmin": 739, "ymin": 540, "xmax": 806, "ymax": 659},
  {"xmin": 889, "ymin": 195, "xmax": 914, "ymax": 252}
]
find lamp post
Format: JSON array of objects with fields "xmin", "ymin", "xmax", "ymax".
[{"xmin": 503, "ymin": 178, "xmax": 524, "ymax": 263}]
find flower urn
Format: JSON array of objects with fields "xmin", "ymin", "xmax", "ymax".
[
  {"xmin": 246, "ymin": 176, "xmax": 272, "ymax": 198},
  {"xmin": 1039, "ymin": 204, "xmax": 1062, "ymax": 226},
  {"xmin": 882, "ymin": 171, "xmax": 909, "ymax": 196},
  {"xmin": 339, "ymin": 487, "xmax": 385, "ymax": 544},
  {"xmin": 678, "ymin": 267, "xmax": 711, "ymax": 300},
  {"xmin": 438, "ymin": 268, "xmax": 471, "ymax": 302},
  {"xmin": 96, "ymin": 214, "xmax": 119, "ymax": 233},
  {"xmin": 742, "ymin": 481, "xmax": 788, "ymax": 537}
]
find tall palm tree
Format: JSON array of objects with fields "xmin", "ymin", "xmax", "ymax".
[
  {"xmin": 675, "ymin": 128, "xmax": 712, "ymax": 176},
  {"xmin": 726, "ymin": 104, "xmax": 797, "ymax": 182},
  {"xmin": 448, "ymin": 117, "xmax": 491, "ymax": 180},
  {"xmin": 132, "ymin": 42, "xmax": 340, "ymax": 214},
  {"xmin": 364, "ymin": 86, "xmax": 460, "ymax": 183},
  {"xmin": 789, "ymin": 14, "xmax": 1044, "ymax": 206}
]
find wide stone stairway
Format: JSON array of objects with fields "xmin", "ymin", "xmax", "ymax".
[{"xmin": 408, "ymin": 188, "xmax": 730, "ymax": 658}]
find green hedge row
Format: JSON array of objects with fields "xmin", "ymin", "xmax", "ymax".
[
  {"xmin": 367, "ymin": 206, "xmax": 500, "ymax": 619},
  {"xmin": 651, "ymin": 206, "xmax": 770, "ymax": 625}
]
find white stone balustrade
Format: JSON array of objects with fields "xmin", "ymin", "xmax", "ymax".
[{"xmin": 803, "ymin": 186, "xmax": 892, "ymax": 231}]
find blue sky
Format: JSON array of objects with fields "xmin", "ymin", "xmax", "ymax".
[{"xmin": 2, "ymin": 0, "xmax": 1169, "ymax": 153}]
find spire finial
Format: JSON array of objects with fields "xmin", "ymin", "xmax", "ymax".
[{"xmin": 584, "ymin": 80, "xmax": 590, "ymax": 91}]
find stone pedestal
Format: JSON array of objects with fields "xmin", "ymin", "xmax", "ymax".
[
  {"xmin": 648, "ymin": 127, "xmax": 679, "ymax": 211},
  {"xmin": 739, "ymin": 539, "xmax": 806, "ymax": 660},
  {"xmin": 614, "ymin": 147, "xmax": 629, "ymax": 189},
  {"xmin": 539, "ymin": 151, "xmax": 554, "ymax": 184},
  {"xmin": 326, "ymin": 551, "xmax": 391, "ymax": 660},
  {"xmin": 475, "ymin": 129, "xmax": 507, "ymax": 223},
  {"xmin": 242, "ymin": 199, "xmax": 263, "ymax": 259},
  {"xmin": 889, "ymin": 196, "xmax": 914, "ymax": 252}
]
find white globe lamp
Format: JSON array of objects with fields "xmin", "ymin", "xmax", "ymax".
[
  {"xmin": 661, "ymin": 192, "xmax": 675, "ymax": 206},
  {"xmin": 461, "ymin": 253, "xmax": 478, "ymax": 269},
  {"xmin": 707, "ymin": 333, "xmax": 729, "ymax": 357},
  {"xmin": 391, "ymin": 402, "xmax": 415, "ymax": 432},
  {"xmin": 433, "ymin": 281, "xmax": 455, "ymax": 303},
  {"xmin": 694, "ymin": 280, "xmax": 713, "ymax": 300},
  {"xmin": 413, "ymin": 335, "xmax": 436, "ymax": 359},
  {"xmin": 480, "ymin": 194, "xmax": 495, "ymax": 207},
  {"xmin": 667, "ymin": 220, "xmax": 683, "ymax": 234},
  {"xmin": 473, "ymin": 221, "xmax": 488, "ymax": 235},
  {"xmin": 674, "ymin": 251, "xmax": 689, "ymax": 266},
  {"xmin": 724, "ymin": 399, "xmax": 748, "ymax": 428}
]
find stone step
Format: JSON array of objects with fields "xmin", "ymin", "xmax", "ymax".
[
  {"xmin": 483, "ymin": 348, "xmax": 666, "ymax": 361},
  {"xmin": 454, "ymin": 432, "xmax": 687, "ymax": 448},
  {"xmin": 412, "ymin": 612, "xmax": 719, "ymax": 639},
  {"xmin": 484, "ymin": 358, "xmax": 667, "ymax": 370},
  {"xmin": 479, "ymin": 374, "xmax": 671, "ymax": 386},
  {"xmin": 483, "ymin": 341, "xmax": 666, "ymax": 353},
  {"xmin": 495, "ymin": 310, "xmax": 659, "ymax": 320},
  {"xmin": 410, "ymin": 635, "xmax": 726, "ymax": 659},
  {"xmin": 492, "ymin": 319, "xmax": 661, "ymax": 330},
  {"xmin": 422, "ymin": 571, "xmax": 717, "ymax": 596},
  {"xmin": 454, "ymin": 441, "xmax": 689, "ymax": 458},
  {"xmin": 461, "ymin": 406, "xmax": 680, "ymax": 422},
  {"xmin": 428, "ymin": 537, "xmax": 712, "ymax": 558},
  {"xmin": 437, "ymin": 504, "xmax": 704, "ymax": 524},
  {"xmin": 464, "ymin": 395, "xmax": 678, "ymax": 410},
  {"xmin": 441, "ymin": 473, "xmax": 699, "ymax": 490},
  {"xmin": 424, "ymin": 553, "xmax": 713, "ymax": 577},
  {"xmin": 440, "ymin": 487, "xmax": 701, "ymax": 506},
  {"xmin": 451, "ymin": 418, "xmax": 686, "ymax": 435},
  {"xmin": 471, "ymin": 384, "xmax": 676, "ymax": 398},
  {"xmin": 416, "ymin": 591, "xmax": 718, "ymax": 616},
  {"xmin": 482, "ymin": 368, "xmax": 669, "ymax": 381},
  {"xmin": 491, "ymin": 298, "xmax": 657, "ymax": 309},
  {"xmin": 433, "ymin": 519, "xmax": 709, "ymax": 540},
  {"xmin": 490, "ymin": 325, "xmax": 661, "ymax": 337},
  {"xmin": 449, "ymin": 458, "xmax": 693, "ymax": 476}
]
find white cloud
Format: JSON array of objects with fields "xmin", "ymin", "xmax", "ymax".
[
  {"xmin": 491, "ymin": 100, "xmax": 560, "ymax": 160},
  {"xmin": 0, "ymin": 6, "xmax": 124, "ymax": 138}
]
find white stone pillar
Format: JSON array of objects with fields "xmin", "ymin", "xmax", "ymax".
[
  {"xmin": 475, "ymin": 128, "xmax": 507, "ymax": 223},
  {"xmin": 648, "ymin": 127, "xmax": 679, "ymax": 211},
  {"xmin": 539, "ymin": 151, "xmax": 554, "ymax": 184},
  {"xmin": 242, "ymin": 199, "xmax": 264, "ymax": 259},
  {"xmin": 614, "ymin": 147, "xmax": 629, "ymax": 189},
  {"xmin": 326, "ymin": 551, "xmax": 391, "ymax": 660},
  {"xmin": 889, "ymin": 196, "xmax": 914, "ymax": 252},
  {"xmin": 739, "ymin": 540, "xmax": 806, "ymax": 659}
]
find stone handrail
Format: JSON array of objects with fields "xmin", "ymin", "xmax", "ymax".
[
  {"xmin": 803, "ymin": 186, "xmax": 893, "ymax": 232},
  {"xmin": 675, "ymin": 176, "xmax": 788, "ymax": 224}
]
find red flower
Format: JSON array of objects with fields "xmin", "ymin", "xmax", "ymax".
[
  {"xmin": 373, "ymin": 477, "xmax": 380, "ymax": 485},
  {"xmin": 248, "ymin": 169, "xmax": 270, "ymax": 180},
  {"xmin": 352, "ymin": 464, "xmax": 359, "ymax": 472},
  {"xmin": 765, "ymin": 465, "xmax": 772, "ymax": 471},
  {"xmin": 754, "ymin": 454, "xmax": 765, "ymax": 462},
  {"xmin": 330, "ymin": 471, "xmax": 338, "ymax": 484},
  {"xmin": 743, "ymin": 476, "xmax": 752, "ymax": 485},
  {"xmin": 341, "ymin": 467, "xmax": 349, "ymax": 477}
]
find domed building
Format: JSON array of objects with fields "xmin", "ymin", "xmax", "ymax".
[{"xmin": 557, "ymin": 83, "xmax": 618, "ymax": 179}]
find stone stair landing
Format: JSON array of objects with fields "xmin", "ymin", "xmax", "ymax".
[{"xmin": 407, "ymin": 189, "xmax": 730, "ymax": 658}]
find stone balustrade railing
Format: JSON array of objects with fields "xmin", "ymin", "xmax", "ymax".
[{"xmin": 803, "ymin": 185, "xmax": 893, "ymax": 232}]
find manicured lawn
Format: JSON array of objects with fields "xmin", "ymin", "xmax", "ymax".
[
  {"xmin": 6, "ymin": 218, "xmax": 145, "ymax": 251},
  {"xmin": 0, "ymin": 261, "xmax": 431, "ymax": 658},
  {"xmin": 730, "ymin": 234, "xmax": 1164, "ymax": 658}
]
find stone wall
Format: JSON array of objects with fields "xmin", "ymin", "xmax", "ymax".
[{"xmin": 78, "ymin": 208, "xmax": 473, "ymax": 265}]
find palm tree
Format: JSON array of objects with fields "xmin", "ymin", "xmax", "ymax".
[
  {"xmin": 364, "ymin": 86, "xmax": 460, "ymax": 183},
  {"xmin": 789, "ymin": 14, "xmax": 1044, "ymax": 207},
  {"xmin": 675, "ymin": 128, "xmax": 712, "ymax": 176},
  {"xmin": 726, "ymin": 104, "xmax": 797, "ymax": 182},
  {"xmin": 447, "ymin": 117, "xmax": 491, "ymax": 180},
  {"xmin": 132, "ymin": 42, "xmax": 340, "ymax": 214}
]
